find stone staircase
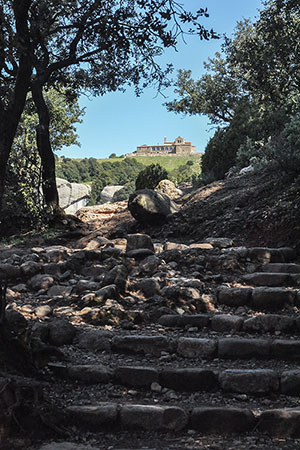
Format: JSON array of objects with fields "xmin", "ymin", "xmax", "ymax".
[
  {"xmin": 42, "ymin": 245, "xmax": 300, "ymax": 447},
  {"xmin": 3, "ymin": 239, "xmax": 300, "ymax": 449}
]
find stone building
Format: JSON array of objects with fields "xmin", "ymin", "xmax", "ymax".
[{"xmin": 126, "ymin": 136, "xmax": 196, "ymax": 157}]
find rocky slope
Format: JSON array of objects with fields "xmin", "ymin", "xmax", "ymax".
[{"xmin": 1, "ymin": 171, "xmax": 300, "ymax": 450}]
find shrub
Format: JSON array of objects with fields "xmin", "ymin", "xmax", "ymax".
[
  {"xmin": 135, "ymin": 163, "xmax": 168, "ymax": 190},
  {"xmin": 236, "ymin": 138, "xmax": 265, "ymax": 169},
  {"xmin": 1, "ymin": 148, "xmax": 47, "ymax": 236},
  {"xmin": 112, "ymin": 181, "xmax": 135, "ymax": 202}
]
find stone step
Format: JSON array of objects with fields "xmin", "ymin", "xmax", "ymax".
[
  {"xmin": 218, "ymin": 286, "xmax": 299, "ymax": 310},
  {"xmin": 242, "ymin": 272, "xmax": 300, "ymax": 287},
  {"xmin": 158, "ymin": 312, "xmax": 299, "ymax": 334},
  {"xmin": 244, "ymin": 247, "xmax": 297, "ymax": 264},
  {"xmin": 64, "ymin": 402, "xmax": 300, "ymax": 437},
  {"xmin": 261, "ymin": 263, "xmax": 300, "ymax": 273},
  {"xmin": 73, "ymin": 333, "xmax": 300, "ymax": 360},
  {"xmin": 49, "ymin": 363, "xmax": 300, "ymax": 396}
]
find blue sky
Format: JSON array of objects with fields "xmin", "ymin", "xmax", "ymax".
[{"xmin": 61, "ymin": 0, "xmax": 263, "ymax": 159}]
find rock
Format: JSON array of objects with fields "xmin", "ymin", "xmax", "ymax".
[
  {"xmin": 5, "ymin": 309, "xmax": 27, "ymax": 333},
  {"xmin": 271, "ymin": 339, "xmax": 300, "ymax": 360},
  {"xmin": 219, "ymin": 369, "xmax": 279, "ymax": 394},
  {"xmin": 126, "ymin": 233, "xmax": 154, "ymax": 253},
  {"xmin": 77, "ymin": 330, "xmax": 112, "ymax": 352},
  {"xmin": 48, "ymin": 319, "xmax": 76, "ymax": 346},
  {"xmin": 281, "ymin": 371, "xmax": 300, "ymax": 395},
  {"xmin": 160, "ymin": 368, "xmax": 217, "ymax": 391},
  {"xmin": 139, "ymin": 255, "xmax": 160, "ymax": 274},
  {"xmin": 47, "ymin": 285, "xmax": 72, "ymax": 298},
  {"xmin": 243, "ymin": 273, "xmax": 290, "ymax": 287},
  {"xmin": 112, "ymin": 335, "xmax": 172, "ymax": 355},
  {"xmin": 101, "ymin": 265, "xmax": 128, "ymax": 292},
  {"xmin": 204, "ymin": 238, "xmax": 234, "ymax": 248},
  {"xmin": 57, "ymin": 177, "xmax": 91, "ymax": 214},
  {"xmin": 75, "ymin": 234, "xmax": 113, "ymax": 250},
  {"xmin": 100, "ymin": 185, "xmax": 123, "ymax": 203},
  {"xmin": 35, "ymin": 305, "xmax": 52, "ymax": 318},
  {"xmin": 177, "ymin": 338, "xmax": 217, "ymax": 358},
  {"xmin": 94, "ymin": 284, "xmax": 119, "ymax": 303},
  {"xmin": 96, "ymin": 299, "xmax": 126, "ymax": 325},
  {"xmin": 155, "ymin": 179, "xmax": 183, "ymax": 199},
  {"xmin": 28, "ymin": 274, "xmax": 54, "ymax": 291},
  {"xmin": 75, "ymin": 280, "xmax": 100, "ymax": 294},
  {"xmin": 251, "ymin": 287, "xmax": 295, "ymax": 310},
  {"xmin": 114, "ymin": 366, "xmax": 159, "ymax": 387},
  {"xmin": 239, "ymin": 165, "xmax": 254, "ymax": 175},
  {"xmin": 257, "ymin": 409, "xmax": 300, "ymax": 437},
  {"xmin": 120, "ymin": 404, "xmax": 187, "ymax": 431},
  {"xmin": 66, "ymin": 403, "xmax": 118, "ymax": 430},
  {"xmin": 135, "ymin": 278, "xmax": 161, "ymax": 297},
  {"xmin": 211, "ymin": 314, "xmax": 243, "ymax": 332},
  {"xmin": 0, "ymin": 263, "xmax": 21, "ymax": 280},
  {"xmin": 218, "ymin": 338, "xmax": 270, "ymax": 359},
  {"xmin": 20, "ymin": 261, "xmax": 42, "ymax": 277},
  {"xmin": 191, "ymin": 407, "xmax": 256, "ymax": 433},
  {"xmin": 218, "ymin": 287, "xmax": 252, "ymax": 307},
  {"xmin": 66, "ymin": 365, "xmax": 113, "ymax": 384},
  {"xmin": 128, "ymin": 189, "xmax": 179, "ymax": 223},
  {"xmin": 163, "ymin": 242, "xmax": 189, "ymax": 251},
  {"xmin": 243, "ymin": 314, "xmax": 294, "ymax": 333}
]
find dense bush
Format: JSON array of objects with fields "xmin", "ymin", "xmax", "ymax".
[
  {"xmin": 112, "ymin": 181, "xmax": 135, "ymax": 202},
  {"xmin": 1, "ymin": 149, "xmax": 47, "ymax": 236},
  {"xmin": 135, "ymin": 163, "xmax": 168, "ymax": 190}
]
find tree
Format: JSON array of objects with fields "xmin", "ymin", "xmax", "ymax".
[
  {"xmin": 1, "ymin": 88, "xmax": 84, "ymax": 234},
  {"xmin": 135, "ymin": 164, "xmax": 168, "ymax": 190},
  {"xmin": 166, "ymin": 0, "xmax": 300, "ymax": 180},
  {"xmin": 0, "ymin": 1, "xmax": 218, "ymax": 213},
  {"xmin": 226, "ymin": 0, "xmax": 300, "ymax": 114},
  {"xmin": 165, "ymin": 53, "xmax": 243, "ymax": 124}
]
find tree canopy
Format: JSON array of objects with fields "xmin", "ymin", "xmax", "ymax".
[
  {"xmin": 166, "ymin": 0, "xmax": 300, "ymax": 180},
  {"xmin": 0, "ymin": 0, "xmax": 217, "ymax": 214}
]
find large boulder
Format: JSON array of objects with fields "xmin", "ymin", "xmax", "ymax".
[
  {"xmin": 128, "ymin": 189, "xmax": 179, "ymax": 223},
  {"xmin": 100, "ymin": 185, "xmax": 123, "ymax": 203},
  {"xmin": 155, "ymin": 179, "xmax": 183, "ymax": 199},
  {"xmin": 57, "ymin": 178, "xmax": 91, "ymax": 214}
]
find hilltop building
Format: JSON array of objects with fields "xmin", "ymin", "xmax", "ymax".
[{"xmin": 126, "ymin": 136, "xmax": 196, "ymax": 157}]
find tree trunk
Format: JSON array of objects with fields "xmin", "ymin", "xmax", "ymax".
[
  {"xmin": 31, "ymin": 82, "xmax": 59, "ymax": 210},
  {"xmin": 0, "ymin": 0, "xmax": 33, "ymax": 212}
]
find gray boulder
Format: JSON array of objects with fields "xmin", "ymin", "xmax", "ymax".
[
  {"xmin": 128, "ymin": 189, "xmax": 179, "ymax": 223},
  {"xmin": 100, "ymin": 185, "xmax": 123, "ymax": 203},
  {"xmin": 56, "ymin": 177, "xmax": 91, "ymax": 214}
]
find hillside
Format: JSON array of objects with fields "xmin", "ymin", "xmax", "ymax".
[
  {"xmin": 154, "ymin": 171, "xmax": 300, "ymax": 248},
  {"xmin": 82, "ymin": 170, "xmax": 299, "ymax": 250}
]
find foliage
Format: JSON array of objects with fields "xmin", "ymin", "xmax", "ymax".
[
  {"xmin": 165, "ymin": 53, "xmax": 242, "ymax": 124},
  {"xmin": 0, "ymin": 1, "xmax": 217, "ymax": 214},
  {"xmin": 226, "ymin": 0, "xmax": 300, "ymax": 115},
  {"xmin": 169, "ymin": 160, "xmax": 201, "ymax": 185},
  {"xmin": 235, "ymin": 115, "xmax": 300, "ymax": 178},
  {"xmin": 135, "ymin": 164, "xmax": 169, "ymax": 190},
  {"xmin": 1, "ymin": 88, "xmax": 83, "ymax": 235},
  {"xmin": 112, "ymin": 181, "xmax": 135, "ymax": 202},
  {"xmin": 166, "ymin": 0, "xmax": 300, "ymax": 182},
  {"xmin": 109, "ymin": 153, "xmax": 117, "ymax": 159},
  {"xmin": 88, "ymin": 158, "xmax": 145, "ymax": 205}
]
